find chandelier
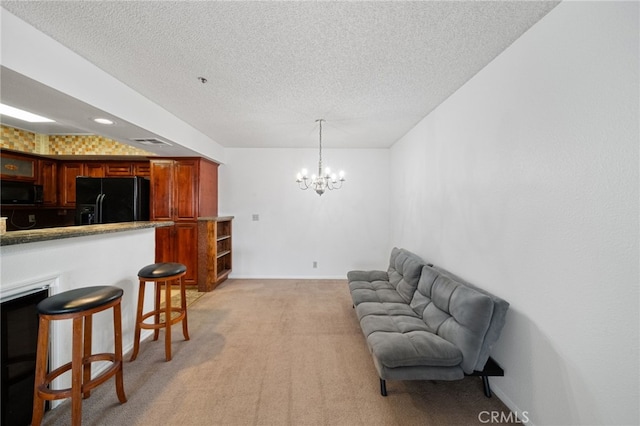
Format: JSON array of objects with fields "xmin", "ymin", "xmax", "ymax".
[{"xmin": 296, "ymin": 119, "xmax": 345, "ymax": 196}]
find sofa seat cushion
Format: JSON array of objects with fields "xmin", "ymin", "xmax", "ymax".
[
  {"xmin": 360, "ymin": 313, "xmax": 429, "ymax": 336},
  {"xmin": 347, "ymin": 270, "xmax": 388, "ymax": 283},
  {"xmin": 355, "ymin": 302, "xmax": 419, "ymax": 321},
  {"xmin": 350, "ymin": 288, "xmax": 407, "ymax": 306},
  {"xmin": 367, "ymin": 329, "xmax": 463, "ymax": 369},
  {"xmin": 348, "ymin": 280, "xmax": 394, "ymax": 292}
]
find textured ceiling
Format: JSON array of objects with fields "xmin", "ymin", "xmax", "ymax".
[{"xmin": 1, "ymin": 1, "xmax": 559, "ymax": 149}]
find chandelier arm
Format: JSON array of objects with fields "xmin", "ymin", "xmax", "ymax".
[{"xmin": 331, "ymin": 180, "xmax": 344, "ymax": 190}]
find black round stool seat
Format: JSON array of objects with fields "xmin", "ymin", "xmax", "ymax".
[
  {"xmin": 138, "ymin": 262, "xmax": 187, "ymax": 279},
  {"xmin": 37, "ymin": 286, "xmax": 124, "ymax": 315}
]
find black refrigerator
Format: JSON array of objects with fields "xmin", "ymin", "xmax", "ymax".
[{"xmin": 75, "ymin": 177, "xmax": 150, "ymax": 225}]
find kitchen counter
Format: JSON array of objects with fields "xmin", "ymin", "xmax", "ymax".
[
  {"xmin": 197, "ymin": 216, "xmax": 234, "ymax": 221},
  {"xmin": 0, "ymin": 221, "xmax": 173, "ymax": 246},
  {"xmin": 1, "ymin": 220, "xmax": 161, "ymax": 397}
]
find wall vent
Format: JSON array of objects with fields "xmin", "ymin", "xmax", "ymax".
[{"xmin": 130, "ymin": 137, "xmax": 172, "ymax": 146}]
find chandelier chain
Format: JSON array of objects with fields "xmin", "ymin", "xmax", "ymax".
[{"xmin": 317, "ymin": 119, "xmax": 323, "ymax": 176}]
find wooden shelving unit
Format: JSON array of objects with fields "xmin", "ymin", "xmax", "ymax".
[{"xmin": 197, "ymin": 216, "xmax": 233, "ymax": 292}]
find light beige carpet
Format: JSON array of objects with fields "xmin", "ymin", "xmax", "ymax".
[
  {"xmin": 40, "ymin": 279, "xmax": 517, "ymax": 426},
  {"xmin": 158, "ymin": 286, "xmax": 205, "ymax": 322}
]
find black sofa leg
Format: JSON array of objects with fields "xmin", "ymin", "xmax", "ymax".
[
  {"xmin": 380, "ymin": 379, "xmax": 387, "ymax": 396},
  {"xmin": 482, "ymin": 376, "xmax": 492, "ymax": 398}
]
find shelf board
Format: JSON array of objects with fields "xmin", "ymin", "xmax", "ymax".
[
  {"xmin": 216, "ymin": 269, "xmax": 231, "ymax": 281},
  {"xmin": 216, "ymin": 235, "xmax": 231, "ymax": 242},
  {"xmin": 216, "ymin": 250, "xmax": 231, "ymax": 259}
]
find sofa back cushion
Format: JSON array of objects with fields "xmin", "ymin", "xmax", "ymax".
[
  {"xmin": 413, "ymin": 274, "xmax": 494, "ymax": 374},
  {"xmin": 387, "ymin": 249, "xmax": 425, "ymax": 303},
  {"xmin": 433, "ymin": 266, "xmax": 510, "ymax": 371},
  {"xmin": 387, "ymin": 247, "xmax": 403, "ymax": 286},
  {"xmin": 409, "ymin": 265, "xmax": 439, "ymax": 314}
]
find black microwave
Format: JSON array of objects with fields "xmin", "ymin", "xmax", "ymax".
[{"xmin": 1, "ymin": 181, "xmax": 44, "ymax": 205}]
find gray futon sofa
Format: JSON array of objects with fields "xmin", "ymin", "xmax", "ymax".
[{"xmin": 347, "ymin": 247, "xmax": 509, "ymax": 396}]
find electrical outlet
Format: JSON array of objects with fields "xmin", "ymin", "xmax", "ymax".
[
  {"xmin": 313, "ymin": 261, "xmax": 318, "ymax": 268},
  {"xmin": 252, "ymin": 214, "xmax": 260, "ymax": 221},
  {"xmin": 28, "ymin": 214, "xmax": 36, "ymax": 223}
]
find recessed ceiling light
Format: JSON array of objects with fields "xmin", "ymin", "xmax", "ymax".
[
  {"xmin": 0, "ymin": 103, "xmax": 55, "ymax": 123},
  {"xmin": 93, "ymin": 118, "xmax": 115, "ymax": 125}
]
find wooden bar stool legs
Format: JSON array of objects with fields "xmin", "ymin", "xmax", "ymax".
[
  {"xmin": 32, "ymin": 286, "xmax": 127, "ymax": 426},
  {"xmin": 130, "ymin": 262, "xmax": 189, "ymax": 362}
]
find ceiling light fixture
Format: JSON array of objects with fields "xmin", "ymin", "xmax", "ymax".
[
  {"xmin": 296, "ymin": 119, "xmax": 345, "ymax": 196},
  {"xmin": 93, "ymin": 118, "xmax": 114, "ymax": 125},
  {"xmin": 0, "ymin": 103, "xmax": 55, "ymax": 123}
]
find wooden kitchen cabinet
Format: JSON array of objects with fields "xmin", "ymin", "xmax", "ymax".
[
  {"xmin": 0, "ymin": 150, "xmax": 37, "ymax": 181},
  {"xmin": 58, "ymin": 163, "xmax": 83, "ymax": 207},
  {"xmin": 133, "ymin": 162, "xmax": 150, "ymax": 177},
  {"xmin": 150, "ymin": 158, "xmax": 218, "ymax": 287},
  {"xmin": 37, "ymin": 159, "xmax": 58, "ymax": 206},
  {"xmin": 174, "ymin": 160, "xmax": 198, "ymax": 220},
  {"xmin": 154, "ymin": 222, "xmax": 199, "ymax": 285},
  {"xmin": 175, "ymin": 222, "xmax": 199, "ymax": 284},
  {"xmin": 85, "ymin": 163, "xmax": 105, "ymax": 177},
  {"xmin": 104, "ymin": 162, "xmax": 134, "ymax": 176},
  {"xmin": 149, "ymin": 159, "xmax": 173, "ymax": 220},
  {"xmin": 103, "ymin": 161, "xmax": 150, "ymax": 177}
]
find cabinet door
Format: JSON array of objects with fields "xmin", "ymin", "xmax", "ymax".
[
  {"xmin": 85, "ymin": 163, "xmax": 105, "ymax": 177},
  {"xmin": 105, "ymin": 163, "xmax": 133, "ymax": 177},
  {"xmin": 175, "ymin": 222, "xmax": 198, "ymax": 285},
  {"xmin": 150, "ymin": 160, "xmax": 174, "ymax": 220},
  {"xmin": 0, "ymin": 152, "xmax": 36, "ymax": 181},
  {"xmin": 174, "ymin": 160, "xmax": 198, "ymax": 221},
  {"xmin": 58, "ymin": 163, "xmax": 84, "ymax": 207},
  {"xmin": 133, "ymin": 162, "xmax": 150, "ymax": 177},
  {"xmin": 38, "ymin": 160, "xmax": 58, "ymax": 206},
  {"xmin": 154, "ymin": 223, "xmax": 199, "ymax": 286},
  {"xmin": 155, "ymin": 226, "xmax": 175, "ymax": 264}
]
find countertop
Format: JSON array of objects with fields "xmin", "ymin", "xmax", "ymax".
[
  {"xmin": 197, "ymin": 216, "xmax": 234, "ymax": 221},
  {"xmin": 0, "ymin": 221, "xmax": 173, "ymax": 246}
]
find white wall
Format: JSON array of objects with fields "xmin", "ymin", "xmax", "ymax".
[
  {"xmin": 218, "ymin": 147, "xmax": 390, "ymax": 278},
  {"xmin": 389, "ymin": 2, "xmax": 638, "ymax": 425}
]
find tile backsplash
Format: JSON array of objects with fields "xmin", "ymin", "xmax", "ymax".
[
  {"xmin": 0, "ymin": 126, "xmax": 35, "ymax": 152},
  {"xmin": 1, "ymin": 125, "xmax": 152, "ymax": 156}
]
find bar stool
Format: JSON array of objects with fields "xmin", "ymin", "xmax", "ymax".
[
  {"xmin": 32, "ymin": 286, "xmax": 127, "ymax": 426},
  {"xmin": 130, "ymin": 262, "xmax": 189, "ymax": 362}
]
